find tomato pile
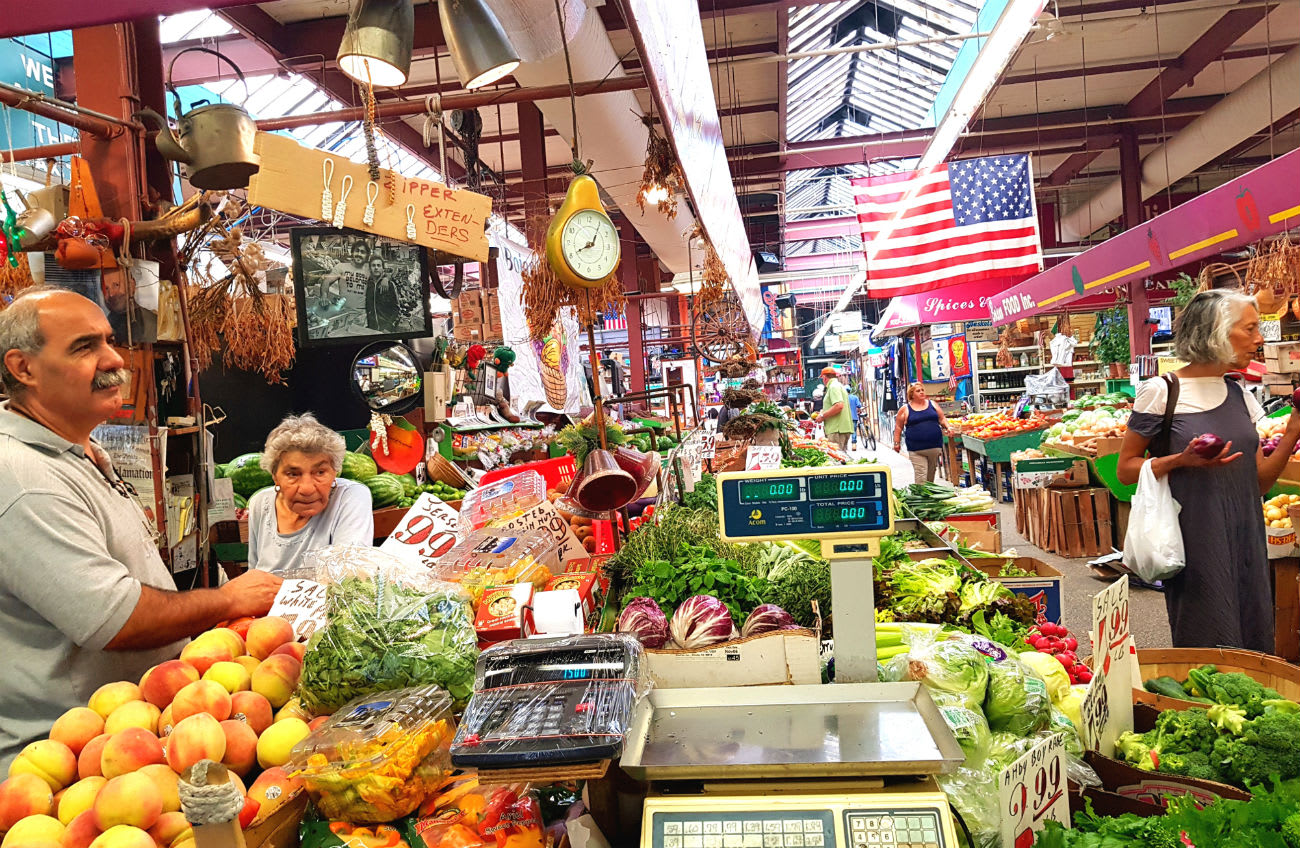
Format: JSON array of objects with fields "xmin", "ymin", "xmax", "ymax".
[
  {"xmin": 956, "ymin": 411, "xmax": 1050, "ymax": 442},
  {"xmin": 1024, "ymin": 621, "xmax": 1093, "ymax": 685}
]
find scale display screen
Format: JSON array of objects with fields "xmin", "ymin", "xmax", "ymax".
[{"xmin": 717, "ymin": 468, "xmax": 892, "ymax": 541}]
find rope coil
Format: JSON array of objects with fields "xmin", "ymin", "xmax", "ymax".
[{"xmin": 178, "ymin": 761, "xmax": 245, "ymax": 826}]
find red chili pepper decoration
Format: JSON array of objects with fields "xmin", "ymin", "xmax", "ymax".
[
  {"xmin": 1236, "ymin": 186, "xmax": 1261, "ymax": 231},
  {"xmin": 1147, "ymin": 228, "xmax": 1162, "ymax": 265}
]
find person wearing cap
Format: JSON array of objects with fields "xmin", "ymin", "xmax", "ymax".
[{"xmin": 813, "ymin": 366, "xmax": 854, "ymax": 450}]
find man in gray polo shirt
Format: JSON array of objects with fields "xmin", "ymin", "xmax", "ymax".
[{"xmin": 0, "ymin": 288, "xmax": 282, "ymax": 767}]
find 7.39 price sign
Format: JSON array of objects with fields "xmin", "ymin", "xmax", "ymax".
[{"xmin": 999, "ymin": 734, "xmax": 1070, "ymax": 848}]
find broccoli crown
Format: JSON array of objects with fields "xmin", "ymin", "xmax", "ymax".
[
  {"xmin": 1137, "ymin": 817, "xmax": 1183, "ymax": 848},
  {"xmin": 1208, "ymin": 702, "xmax": 1248, "ymax": 735},
  {"xmin": 1283, "ymin": 812, "xmax": 1300, "ymax": 848},
  {"xmin": 1153, "ymin": 707, "xmax": 1216, "ymax": 756},
  {"xmin": 1201, "ymin": 671, "xmax": 1284, "ymax": 718},
  {"xmin": 1161, "ymin": 750, "xmax": 1224, "ymax": 783},
  {"xmin": 1116, "ymin": 730, "xmax": 1157, "ymax": 769},
  {"xmin": 1243, "ymin": 710, "xmax": 1300, "ymax": 772}
]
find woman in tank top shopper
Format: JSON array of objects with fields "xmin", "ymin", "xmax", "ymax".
[
  {"xmin": 894, "ymin": 383, "xmax": 950, "ymax": 483},
  {"xmin": 1118, "ymin": 289, "xmax": 1300, "ymax": 651}
]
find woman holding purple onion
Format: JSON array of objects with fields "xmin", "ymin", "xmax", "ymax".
[{"xmin": 1118, "ymin": 289, "xmax": 1300, "ymax": 651}]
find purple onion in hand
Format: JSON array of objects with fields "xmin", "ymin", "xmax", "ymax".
[{"xmin": 1190, "ymin": 432, "xmax": 1226, "ymax": 459}]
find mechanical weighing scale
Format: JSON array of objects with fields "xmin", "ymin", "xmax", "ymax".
[{"xmin": 620, "ymin": 465, "xmax": 967, "ymax": 848}]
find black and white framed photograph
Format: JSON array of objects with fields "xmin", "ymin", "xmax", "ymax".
[{"xmin": 290, "ymin": 227, "xmax": 431, "ymax": 347}]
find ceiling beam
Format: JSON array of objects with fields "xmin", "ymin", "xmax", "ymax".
[
  {"xmin": 1041, "ymin": 1, "xmax": 1273, "ymax": 186},
  {"xmin": 0, "ymin": 0, "xmax": 262, "ymax": 39},
  {"xmin": 1000, "ymin": 42, "xmax": 1297, "ymax": 87},
  {"xmin": 600, "ymin": 0, "xmax": 835, "ymax": 32}
]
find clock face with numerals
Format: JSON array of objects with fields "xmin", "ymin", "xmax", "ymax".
[{"xmin": 560, "ymin": 208, "xmax": 620, "ymax": 282}]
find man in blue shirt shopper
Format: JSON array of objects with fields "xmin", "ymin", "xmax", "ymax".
[{"xmin": 848, "ymin": 393, "xmax": 861, "ymax": 449}]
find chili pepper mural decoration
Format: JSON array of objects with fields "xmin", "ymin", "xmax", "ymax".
[
  {"xmin": 1236, "ymin": 186, "xmax": 1261, "ymax": 232},
  {"xmin": 1147, "ymin": 228, "xmax": 1163, "ymax": 265},
  {"xmin": 1071, "ymin": 266, "xmax": 1085, "ymax": 296}
]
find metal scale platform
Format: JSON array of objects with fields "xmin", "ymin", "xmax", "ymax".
[{"xmin": 623, "ymin": 466, "xmax": 966, "ymax": 848}]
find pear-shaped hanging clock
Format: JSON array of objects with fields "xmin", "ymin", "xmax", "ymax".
[{"xmin": 545, "ymin": 174, "xmax": 620, "ymax": 289}]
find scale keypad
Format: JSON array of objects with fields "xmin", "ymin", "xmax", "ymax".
[
  {"xmin": 655, "ymin": 811, "xmax": 834, "ymax": 848},
  {"xmin": 843, "ymin": 811, "xmax": 943, "ymax": 848}
]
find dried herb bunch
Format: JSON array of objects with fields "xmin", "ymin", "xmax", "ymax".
[
  {"xmin": 180, "ymin": 196, "xmax": 296, "ymax": 384},
  {"xmin": 637, "ymin": 114, "xmax": 684, "ymax": 220},
  {"xmin": 521, "ymin": 210, "xmax": 625, "ymax": 340},
  {"xmin": 0, "ymin": 253, "xmax": 35, "ymax": 306},
  {"xmin": 723, "ymin": 383, "xmax": 762, "ymax": 409},
  {"xmin": 687, "ymin": 225, "xmax": 728, "ymax": 307}
]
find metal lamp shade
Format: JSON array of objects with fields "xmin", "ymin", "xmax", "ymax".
[
  {"xmin": 571, "ymin": 448, "xmax": 637, "ymax": 513},
  {"xmin": 438, "ymin": 0, "xmax": 521, "ymax": 90},
  {"xmin": 337, "ymin": 0, "xmax": 414, "ymax": 88}
]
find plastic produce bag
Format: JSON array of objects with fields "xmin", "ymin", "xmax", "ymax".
[
  {"xmin": 297, "ymin": 545, "xmax": 479, "ymax": 714},
  {"xmin": 882, "ymin": 630, "xmax": 989, "ymax": 712},
  {"xmin": 984, "ymin": 655, "xmax": 1051, "ymax": 737},
  {"xmin": 935, "ymin": 766, "xmax": 999, "ymax": 848},
  {"xmin": 288, "ymin": 684, "xmax": 456, "ymax": 823},
  {"xmin": 929, "ymin": 691, "xmax": 992, "ymax": 766},
  {"xmin": 410, "ymin": 775, "xmax": 545, "ymax": 848},
  {"xmin": 1122, "ymin": 459, "xmax": 1185, "ymax": 582}
]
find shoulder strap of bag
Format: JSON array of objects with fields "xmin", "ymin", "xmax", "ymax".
[{"xmin": 1154, "ymin": 373, "xmax": 1180, "ymax": 457}]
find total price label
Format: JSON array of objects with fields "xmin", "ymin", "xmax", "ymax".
[
  {"xmin": 999, "ymin": 734, "xmax": 1070, "ymax": 848},
  {"xmin": 268, "ymin": 578, "xmax": 327, "ymax": 641}
]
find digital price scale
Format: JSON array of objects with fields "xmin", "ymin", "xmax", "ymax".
[{"xmin": 623, "ymin": 466, "xmax": 966, "ymax": 848}]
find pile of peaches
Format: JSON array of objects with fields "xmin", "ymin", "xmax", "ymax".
[{"xmin": 0, "ymin": 616, "xmax": 319, "ymax": 848}]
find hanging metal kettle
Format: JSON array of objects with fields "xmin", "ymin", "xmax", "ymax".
[{"xmin": 133, "ymin": 47, "xmax": 259, "ymax": 190}]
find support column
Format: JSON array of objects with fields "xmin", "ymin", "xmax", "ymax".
[
  {"xmin": 1119, "ymin": 128, "xmax": 1151, "ymax": 358},
  {"xmin": 71, "ymin": 24, "xmax": 147, "ymax": 219},
  {"xmin": 517, "ymin": 102, "xmax": 550, "ymax": 229},
  {"xmin": 618, "ymin": 220, "xmax": 646, "ymax": 394}
]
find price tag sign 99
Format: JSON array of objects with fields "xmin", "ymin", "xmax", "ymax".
[
  {"xmin": 999, "ymin": 734, "xmax": 1070, "ymax": 848},
  {"xmin": 1079, "ymin": 670, "xmax": 1109, "ymax": 752},
  {"xmin": 1091, "ymin": 577, "xmax": 1131, "ymax": 676}
]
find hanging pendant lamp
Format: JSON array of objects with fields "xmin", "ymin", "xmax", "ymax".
[
  {"xmin": 438, "ymin": 0, "xmax": 521, "ymax": 90},
  {"xmin": 337, "ymin": 0, "xmax": 415, "ymax": 88}
]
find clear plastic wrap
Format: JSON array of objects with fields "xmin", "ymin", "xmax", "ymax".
[
  {"xmin": 297, "ymin": 545, "xmax": 480, "ymax": 714},
  {"xmin": 431, "ymin": 528, "xmax": 561, "ymax": 604},
  {"xmin": 287, "ymin": 684, "xmax": 457, "ymax": 823},
  {"xmin": 880, "ymin": 629, "xmax": 990, "ymax": 712},
  {"xmin": 458, "ymin": 470, "xmax": 547, "ymax": 534},
  {"xmin": 450, "ymin": 634, "xmax": 650, "ymax": 770},
  {"xmin": 409, "ymin": 775, "xmax": 545, "ymax": 848},
  {"xmin": 935, "ymin": 766, "xmax": 1000, "ymax": 848}
]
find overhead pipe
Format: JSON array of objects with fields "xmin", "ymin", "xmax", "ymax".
[
  {"xmin": 254, "ymin": 73, "xmax": 646, "ymax": 132},
  {"xmin": 0, "ymin": 82, "xmax": 127, "ymax": 138},
  {"xmin": 1, "ymin": 141, "xmax": 80, "ymax": 163},
  {"xmin": 1060, "ymin": 45, "xmax": 1300, "ymax": 241}
]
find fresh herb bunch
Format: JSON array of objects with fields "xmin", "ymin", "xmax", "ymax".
[
  {"xmin": 757, "ymin": 540, "xmax": 832, "ymax": 631},
  {"xmin": 626, "ymin": 544, "xmax": 768, "ymax": 625},
  {"xmin": 682, "ymin": 474, "xmax": 718, "ymax": 511},
  {"xmin": 782, "ymin": 447, "xmax": 829, "ymax": 468},
  {"xmin": 1092, "ymin": 306, "xmax": 1131, "ymax": 366},
  {"xmin": 748, "ymin": 400, "xmax": 791, "ymax": 427},
  {"xmin": 298, "ymin": 574, "xmax": 479, "ymax": 713},
  {"xmin": 604, "ymin": 505, "xmax": 763, "ymax": 586}
]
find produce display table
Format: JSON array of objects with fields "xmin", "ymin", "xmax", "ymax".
[{"xmin": 960, "ymin": 428, "xmax": 1047, "ymax": 503}]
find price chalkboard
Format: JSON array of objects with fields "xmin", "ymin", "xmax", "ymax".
[{"xmin": 999, "ymin": 734, "xmax": 1070, "ymax": 848}]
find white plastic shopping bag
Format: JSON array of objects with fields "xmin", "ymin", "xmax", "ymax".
[{"xmin": 1121, "ymin": 459, "xmax": 1185, "ymax": 581}]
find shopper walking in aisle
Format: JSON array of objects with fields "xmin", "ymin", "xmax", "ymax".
[
  {"xmin": 848, "ymin": 391, "xmax": 862, "ymax": 449},
  {"xmin": 0, "ymin": 288, "xmax": 282, "ymax": 768},
  {"xmin": 1119, "ymin": 289, "xmax": 1300, "ymax": 653},
  {"xmin": 813, "ymin": 366, "xmax": 854, "ymax": 450},
  {"xmin": 894, "ymin": 383, "xmax": 950, "ymax": 483}
]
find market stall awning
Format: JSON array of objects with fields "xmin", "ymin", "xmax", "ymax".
[{"xmin": 989, "ymin": 147, "xmax": 1300, "ymax": 327}]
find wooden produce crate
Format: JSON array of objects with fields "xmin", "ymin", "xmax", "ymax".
[
  {"xmin": 1134, "ymin": 646, "xmax": 1300, "ymax": 711},
  {"xmin": 1015, "ymin": 486, "xmax": 1112, "ymax": 557}
]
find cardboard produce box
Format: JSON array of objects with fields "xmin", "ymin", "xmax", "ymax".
[
  {"xmin": 1083, "ymin": 750, "xmax": 1249, "ymax": 812},
  {"xmin": 975, "ymin": 557, "xmax": 1063, "ymax": 623},
  {"xmin": 645, "ymin": 629, "xmax": 821, "ymax": 689},
  {"xmin": 452, "ymin": 322, "xmax": 484, "ymax": 342},
  {"xmin": 1265, "ymin": 341, "xmax": 1300, "ymax": 374}
]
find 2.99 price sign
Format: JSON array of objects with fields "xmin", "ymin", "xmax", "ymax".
[
  {"xmin": 999, "ymin": 734, "xmax": 1070, "ymax": 848},
  {"xmin": 1080, "ymin": 670, "xmax": 1110, "ymax": 752}
]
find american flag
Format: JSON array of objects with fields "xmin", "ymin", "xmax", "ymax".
[
  {"xmin": 851, "ymin": 154, "xmax": 1043, "ymax": 298},
  {"xmin": 603, "ymin": 311, "xmax": 627, "ymax": 331}
]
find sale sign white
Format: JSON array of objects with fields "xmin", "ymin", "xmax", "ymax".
[
  {"xmin": 1090, "ymin": 578, "xmax": 1135, "ymax": 748},
  {"xmin": 267, "ymin": 578, "xmax": 328, "ymax": 641},
  {"xmin": 999, "ymin": 734, "xmax": 1070, "ymax": 848},
  {"xmin": 379, "ymin": 493, "xmax": 460, "ymax": 566}
]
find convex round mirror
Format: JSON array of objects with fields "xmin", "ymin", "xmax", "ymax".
[{"xmin": 352, "ymin": 341, "xmax": 423, "ymax": 415}]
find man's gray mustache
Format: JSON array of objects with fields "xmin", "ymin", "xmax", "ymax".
[{"xmin": 92, "ymin": 368, "xmax": 130, "ymax": 390}]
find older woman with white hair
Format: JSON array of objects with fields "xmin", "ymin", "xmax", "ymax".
[
  {"xmin": 1118, "ymin": 289, "xmax": 1300, "ymax": 651},
  {"xmin": 247, "ymin": 413, "xmax": 375, "ymax": 574}
]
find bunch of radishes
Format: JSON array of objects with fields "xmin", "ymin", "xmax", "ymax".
[{"xmin": 1024, "ymin": 622, "xmax": 1093, "ymax": 685}]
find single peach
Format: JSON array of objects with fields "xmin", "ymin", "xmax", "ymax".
[
  {"xmin": 177, "ymin": 638, "xmax": 233, "ymax": 678},
  {"xmin": 227, "ymin": 692, "xmax": 272, "ymax": 737},
  {"xmin": 1, "ymin": 814, "xmax": 63, "ymax": 848},
  {"xmin": 269, "ymin": 642, "xmax": 305, "ymax": 664},
  {"xmin": 9, "ymin": 741, "xmax": 77, "ymax": 793},
  {"xmin": 132, "ymin": 768, "xmax": 177, "ymax": 817},
  {"xmin": 55, "ymin": 778, "xmax": 105, "ymax": 826},
  {"xmin": 216, "ymin": 722, "xmax": 257, "ymax": 779},
  {"xmin": 202, "ymin": 629, "xmax": 245, "ymax": 660},
  {"xmin": 164, "ymin": 715, "xmax": 225, "ymax": 776},
  {"xmin": 273, "ymin": 699, "xmax": 310, "ymax": 724},
  {"xmin": 49, "ymin": 711, "xmax": 104, "ymax": 759},
  {"xmin": 86, "ymin": 685, "xmax": 140, "ymax": 722},
  {"xmin": 59, "ymin": 812, "xmax": 99, "ymax": 848},
  {"xmin": 92, "ymin": 774, "xmax": 160, "ymax": 832},
  {"xmin": 244, "ymin": 617, "xmax": 294, "ymax": 661},
  {"xmin": 0, "ymin": 774, "xmax": 55, "ymax": 832},
  {"xmin": 168, "ymin": 682, "xmax": 230, "ymax": 725},
  {"xmin": 99, "ymin": 729, "xmax": 164, "ymax": 781},
  {"xmin": 144, "ymin": 813, "xmax": 187, "ymax": 848},
  {"xmin": 232, "ymin": 656, "xmax": 260, "ymax": 677},
  {"xmin": 155, "ymin": 708, "xmax": 174, "ymax": 740},
  {"xmin": 249, "ymin": 656, "xmax": 300, "ymax": 709},
  {"xmin": 88, "ymin": 825, "xmax": 154, "ymax": 848},
  {"xmin": 201, "ymin": 663, "xmax": 250, "ymax": 695},
  {"xmin": 102, "ymin": 703, "xmax": 159, "ymax": 737},
  {"xmin": 138, "ymin": 662, "xmax": 199, "ymax": 710},
  {"xmin": 75, "ymin": 738, "xmax": 109, "ymax": 783}
]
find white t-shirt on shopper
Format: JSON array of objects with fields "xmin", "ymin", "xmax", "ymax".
[{"xmin": 1133, "ymin": 375, "xmax": 1265, "ymax": 421}]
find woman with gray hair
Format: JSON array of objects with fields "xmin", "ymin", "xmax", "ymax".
[
  {"xmin": 247, "ymin": 413, "xmax": 375, "ymax": 574},
  {"xmin": 1118, "ymin": 289, "xmax": 1300, "ymax": 651}
]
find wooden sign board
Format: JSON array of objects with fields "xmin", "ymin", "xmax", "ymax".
[{"xmin": 248, "ymin": 132, "xmax": 492, "ymax": 261}]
